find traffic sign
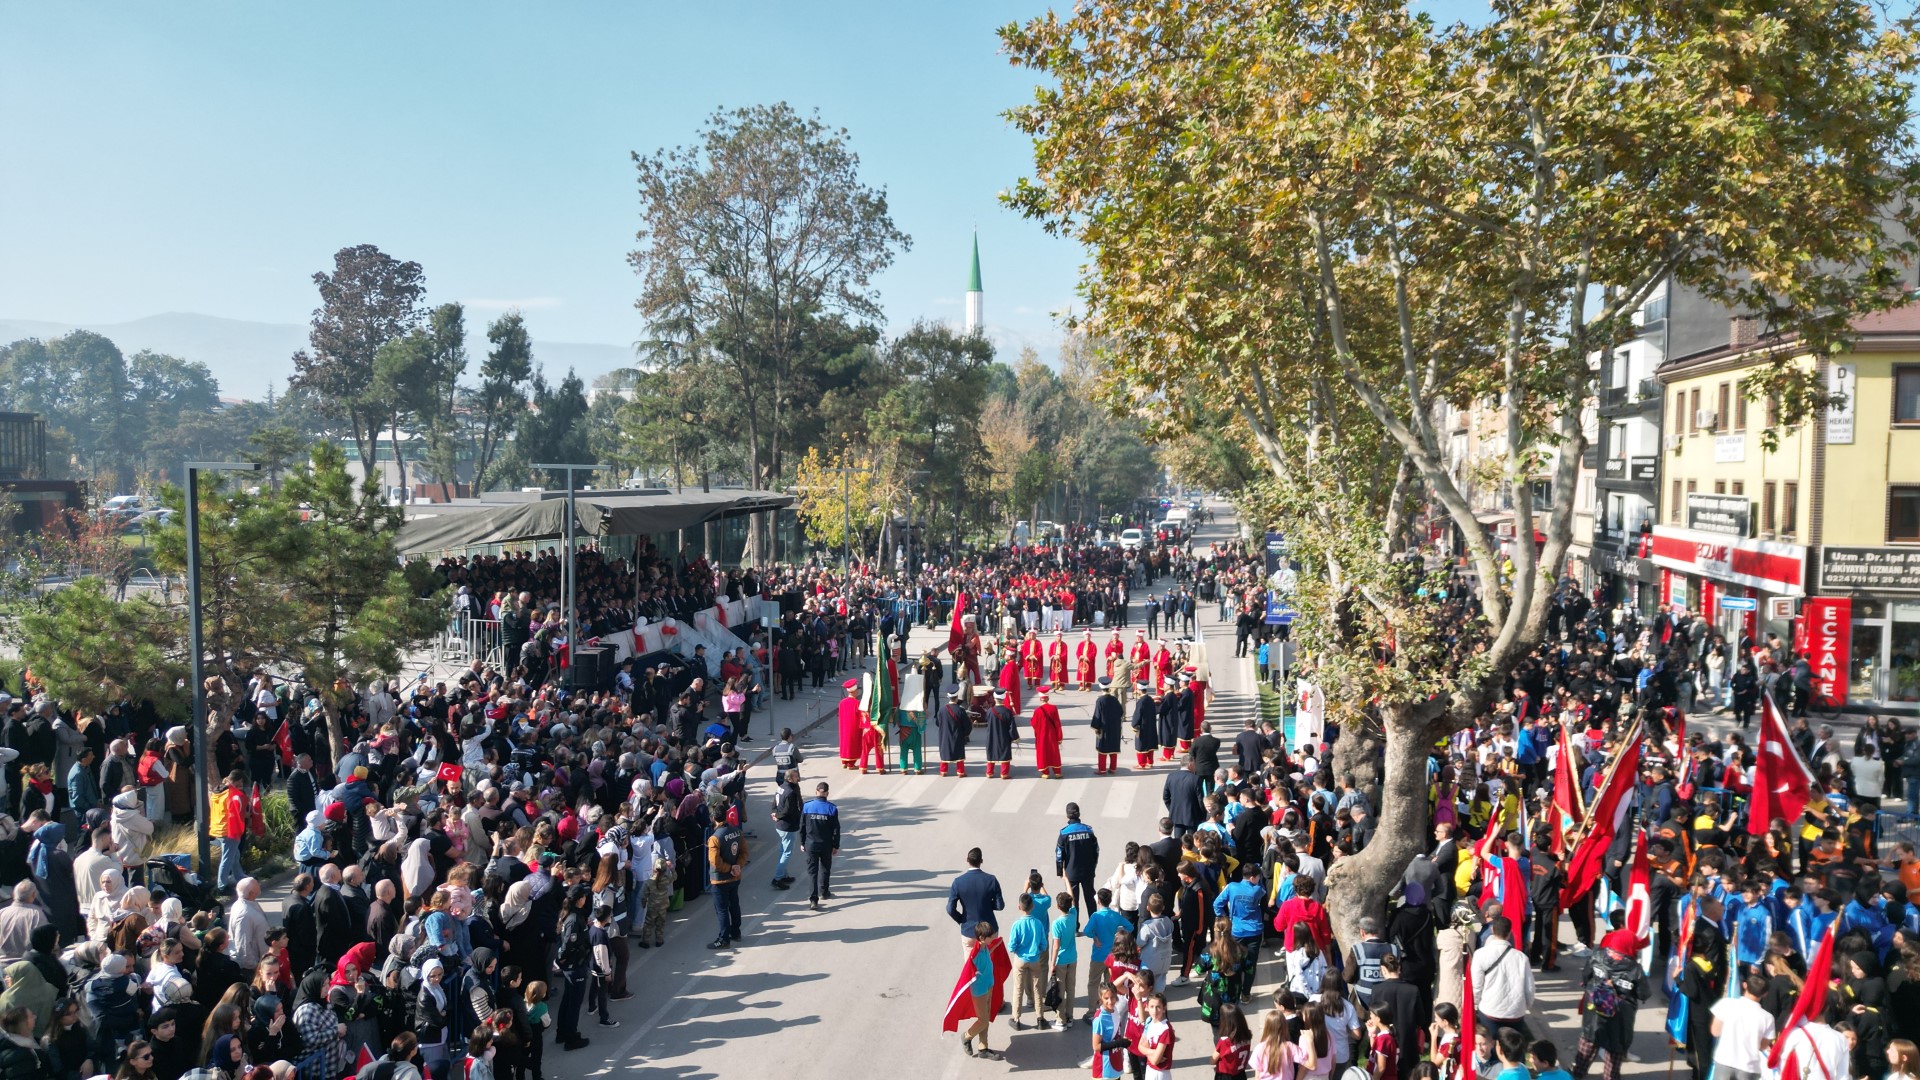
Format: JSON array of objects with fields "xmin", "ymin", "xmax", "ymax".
[{"xmin": 1717, "ymin": 596, "xmax": 1758, "ymax": 612}]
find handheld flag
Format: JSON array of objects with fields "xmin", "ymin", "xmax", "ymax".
[
  {"xmin": 1551, "ymin": 722, "xmax": 1585, "ymax": 854},
  {"xmin": 1624, "ymin": 829, "xmax": 1652, "ymax": 952},
  {"xmin": 1460, "ymin": 957, "xmax": 1479, "ymax": 1080},
  {"xmin": 941, "ymin": 936, "xmax": 1012, "ymax": 1032},
  {"xmin": 1560, "ymin": 722, "xmax": 1644, "ymax": 911},
  {"xmin": 1750, "ymin": 690, "xmax": 1815, "ymax": 834},
  {"xmin": 247, "ymin": 783, "xmax": 267, "ymax": 838},
  {"xmin": 1769, "ymin": 920, "xmax": 1837, "ymax": 1069}
]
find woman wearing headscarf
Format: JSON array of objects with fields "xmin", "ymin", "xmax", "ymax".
[
  {"xmin": 87, "ymin": 866, "xmax": 126, "ymax": 942},
  {"xmin": 330, "ymin": 941, "xmax": 375, "ymax": 992},
  {"xmin": 294, "ymin": 812, "xmax": 330, "ymax": 875},
  {"xmin": 109, "ymin": 789, "xmax": 153, "ymax": 868},
  {"xmin": 291, "ymin": 989, "xmax": 348, "ymax": 1080},
  {"xmin": 0, "ymin": 959, "xmax": 57, "ymax": 1038},
  {"xmin": 496, "ymin": 880, "xmax": 539, "ymax": 973},
  {"xmin": 412, "ymin": 958, "xmax": 452, "ymax": 1080},
  {"xmin": 206, "ymin": 1033, "xmax": 246, "ymax": 1080},
  {"xmin": 401, "ymin": 837, "xmax": 435, "ymax": 901},
  {"xmin": 164, "ymin": 729, "xmax": 195, "ymax": 822},
  {"xmin": 27, "ymin": 821, "xmax": 82, "ymax": 942},
  {"xmin": 106, "ymin": 884, "xmax": 154, "ymax": 956},
  {"xmin": 243, "ymin": 993, "xmax": 300, "ymax": 1067}
]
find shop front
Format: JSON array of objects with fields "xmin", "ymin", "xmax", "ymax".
[
  {"xmin": 1592, "ymin": 530, "xmax": 1662, "ymax": 616},
  {"xmin": 1647, "ymin": 522, "xmax": 1808, "ymax": 653},
  {"xmin": 1814, "ymin": 547, "xmax": 1920, "ymax": 710}
]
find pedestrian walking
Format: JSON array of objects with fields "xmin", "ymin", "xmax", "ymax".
[
  {"xmin": 947, "ymin": 848, "xmax": 1005, "ymax": 957},
  {"xmin": 770, "ymin": 769, "xmax": 801, "ymax": 891},
  {"xmin": 801, "ymin": 782, "xmax": 840, "ymax": 911}
]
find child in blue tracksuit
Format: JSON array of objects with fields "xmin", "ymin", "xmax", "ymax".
[{"xmin": 1731, "ymin": 880, "xmax": 1772, "ymax": 978}]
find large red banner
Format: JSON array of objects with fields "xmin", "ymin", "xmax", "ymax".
[{"xmin": 1800, "ymin": 597, "xmax": 1851, "ymax": 703}]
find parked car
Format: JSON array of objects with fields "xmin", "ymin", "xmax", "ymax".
[{"xmin": 1119, "ymin": 527, "xmax": 1145, "ymax": 550}]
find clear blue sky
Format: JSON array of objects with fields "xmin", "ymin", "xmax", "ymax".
[{"xmin": 0, "ymin": 1, "xmax": 1483, "ymax": 361}]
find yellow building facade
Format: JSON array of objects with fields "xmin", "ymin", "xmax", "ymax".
[{"xmin": 1654, "ymin": 307, "xmax": 1920, "ymax": 708}]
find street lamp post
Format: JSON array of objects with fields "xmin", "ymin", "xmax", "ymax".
[
  {"xmin": 534, "ymin": 463, "xmax": 602, "ymax": 686},
  {"xmin": 827, "ymin": 464, "xmax": 871, "ymax": 669},
  {"xmin": 185, "ymin": 460, "xmax": 260, "ymax": 881}
]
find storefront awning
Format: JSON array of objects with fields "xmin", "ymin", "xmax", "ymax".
[{"xmin": 1647, "ymin": 524, "xmax": 1807, "ymax": 596}]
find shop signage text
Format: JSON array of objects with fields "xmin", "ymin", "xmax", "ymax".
[
  {"xmin": 1686, "ymin": 493, "xmax": 1752, "ymax": 537},
  {"xmin": 1797, "ymin": 596, "xmax": 1852, "ymax": 704},
  {"xmin": 1827, "ymin": 363, "xmax": 1855, "ymax": 445},
  {"xmin": 1820, "ymin": 546, "xmax": 1920, "ymax": 593}
]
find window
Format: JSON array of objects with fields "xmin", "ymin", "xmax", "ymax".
[
  {"xmin": 1674, "ymin": 393, "xmax": 1685, "ymax": 430},
  {"xmin": 1767, "ymin": 394, "xmax": 1780, "ymax": 429},
  {"xmin": 1763, "ymin": 482, "xmax": 1777, "ymax": 534},
  {"xmin": 1731, "ymin": 481, "xmax": 1744, "ymax": 496},
  {"xmin": 1781, "ymin": 481, "xmax": 1798, "ymax": 537},
  {"xmin": 1714, "ymin": 481, "xmax": 1727, "ymax": 495},
  {"xmin": 1893, "ymin": 487, "xmax": 1920, "ymax": 542},
  {"xmin": 1734, "ymin": 382, "xmax": 1747, "ymax": 431},
  {"xmin": 1897, "ymin": 367, "xmax": 1920, "ymax": 423},
  {"xmin": 1671, "ymin": 479, "xmax": 1683, "ymax": 523},
  {"xmin": 1690, "ymin": 388, "xmax": 1702, "ymax": 434},
  {"xmin": 1717, "ymin": 383, "xmax": 1731, "ymax": 432}
]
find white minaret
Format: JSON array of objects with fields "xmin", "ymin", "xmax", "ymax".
[{"xmin": 964, "ymin": 230, "xmax": 983, "ymax": 334}]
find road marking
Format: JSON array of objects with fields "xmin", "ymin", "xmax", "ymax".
[
  {"xmin": 939, "ymin": 779, "xmax": 983, "ymax": 811},
  {"xmin": 596, "ymin": 973, "xmax": 699, "ymax": 1068},
  {"xmin": 991, "ymin": 781, "xmax": 1029, "ymax": 814},
  {"xmin": 1048, "ymin": 778, "xmax": 1090, "ymax": 816},
  {"xmin": 1103, "ymin": 780, "xmax": 1136, "ymax": 821}
]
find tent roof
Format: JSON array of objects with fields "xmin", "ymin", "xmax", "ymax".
[{"xmin": 399, "ymin": 488, "xmax": 792, "ymax": 555}]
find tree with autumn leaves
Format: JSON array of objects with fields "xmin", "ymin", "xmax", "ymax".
[{"xmin": 1003, "ymin": 0, "xmax": 1920, "ymax": 938}]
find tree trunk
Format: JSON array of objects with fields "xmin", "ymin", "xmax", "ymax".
[{"xmin": 1323, "ymin": 702, "xmax": 1434, "ymax": 949}]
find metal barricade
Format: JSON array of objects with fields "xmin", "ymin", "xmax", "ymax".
[
  {"xmin": 440, "ymin": 614, "xmax": 504, "ymax": 669},
  {"xmin": 1878, "ymin": 810, "xmax": 1920, "ymax": 848}
]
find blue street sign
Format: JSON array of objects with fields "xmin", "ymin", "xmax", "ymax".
[{"xmin": 1718, "ymin": 596, "xmax": 1758, "ymax": 612}]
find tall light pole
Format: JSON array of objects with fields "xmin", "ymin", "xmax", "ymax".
[
  {"xmin": 826, "ymin": 462, "xmax": 871, "ymax": 669},
  {"xmin": 534, "ymin": 463, "xmax": 601, "ymax": 685},
  {"xmin": 185, "ymin": 460, "xmax": 260, "ymax": 880}
]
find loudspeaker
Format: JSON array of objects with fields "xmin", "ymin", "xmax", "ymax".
[{"xmin": 569, "ymin": 645, "xmax": 610, "ymax": 690}]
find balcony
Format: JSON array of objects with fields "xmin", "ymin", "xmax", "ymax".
[{"xmin": 1600, "ymin": 383, "xmax": 1629, "ymax": 407}]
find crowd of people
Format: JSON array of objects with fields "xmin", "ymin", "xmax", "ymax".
[{"xmin": 934, "ymin": 564, "xmax": 1920, "ymax": 1080}]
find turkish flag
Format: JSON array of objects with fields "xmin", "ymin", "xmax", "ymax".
[
  {"xmin": 436, "ymin": 762, "xmax": 464, "ymax": 785},
  {"xmin": 1560, "ymin": 722, "xmax": 1644, "ymax": 911},
  {"xmin": 1624, "ymin": 832, "xmax": 1653, "ymax": 950},
  {"xmin": 1551, "ymin": 722, "xmax": 1585, "ymax": 854},
  {"xmin": 1750, "ymin": 691, "xmax": 1814, "ymax": 834},
  {"xmin": 1769, "ymin": 919, "xmax": 1836, "ymax": 1069},
  {"xmin": 941, "ymin": 936, "xmax": 1011, "ymax": 1032},
  {"xmin": 1460, "ymin": 957, "xmax": 1479, "ymax": 1080}
]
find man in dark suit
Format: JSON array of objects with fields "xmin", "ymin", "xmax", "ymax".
[
  {"xmin": 1147, "ymin": 819, "xmax": 1181, "ymax": 887},
  {"xmin": 1233, "ymin": 721, "xmax": 1265, "ymax": 776},
  {"xmin": 502, "ymin": 593, "xmax": 531, "ymax": 673},
  {"xmin": 1162, "ymin": 756, "xmax": 1205, "ymax": 838},
  {"xmin": 312, "ymin": 863, "xmax": 357, "ymax": 970},
  {"xmin": 1191, "ymin": 722, "xmax": 1222, "ymax": 793},
  {"xmin": 945, "ymin": 847, "xmax": 1005, "ymax": 956},
  {"xmin": 284, "ymin": 874, "xmax": 317, "ymax": 977}
]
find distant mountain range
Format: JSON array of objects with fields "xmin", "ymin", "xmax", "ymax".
[{"xmin": 0, "ymin": 312, "xmax": 639, "ymax": 401}]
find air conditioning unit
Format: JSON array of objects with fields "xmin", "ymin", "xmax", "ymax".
[
  {"xmin": 1664, "ymin": 433, "xmax": 1685, "ymax": 450},
  {"xmin": 1694, "ymin": 408, "xmax": 1719, "ymax": 429}
]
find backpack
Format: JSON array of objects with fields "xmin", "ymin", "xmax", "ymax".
[
  {"xmin": 1197, "ymin": 969, "xmax": 1225, "ymax": 1024},
  {"xmin": 1583, "ymin": 975, "xmax": 1622, "ymax": 1017}
]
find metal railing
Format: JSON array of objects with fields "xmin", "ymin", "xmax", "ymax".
[{"xmin": 440, "ymin": 614, "xmax": 504, "ymax": 669}]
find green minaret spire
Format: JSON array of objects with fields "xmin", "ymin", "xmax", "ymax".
[{"xmin": 968, "ymin": 230, "xmax": 982, "ymax": 292}]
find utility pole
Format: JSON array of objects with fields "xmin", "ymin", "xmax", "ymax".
[
  {"xmin": 185, "ymin": 460, "xmax": 260, "ymax": 879},
  {"xmin": 534, "ymin": 463, "xmax": 602, "ymax": 686}
]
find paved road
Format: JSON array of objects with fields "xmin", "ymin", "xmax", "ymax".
[{"xmin": 550, "ymin": 504, "xmax": 1688, "ymax": 1079}]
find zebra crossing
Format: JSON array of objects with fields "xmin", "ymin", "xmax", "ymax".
[{"xmin": 817, "ymin": 763, "xmax": 1168, "ymax": 827}]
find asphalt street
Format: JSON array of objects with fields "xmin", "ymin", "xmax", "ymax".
[{"xmin": 554, "ymin": 506, "xmax": 1685, "ymax": 1079}]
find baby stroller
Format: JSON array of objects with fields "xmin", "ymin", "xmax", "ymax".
[{"xmin": 147, "ymin": 854, "xmax": 218, "ymax": 914}]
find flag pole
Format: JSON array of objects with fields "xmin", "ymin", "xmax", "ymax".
[{"xmin": 1567, "ymin": 717, "xmax": 1643, "ymax": 847}]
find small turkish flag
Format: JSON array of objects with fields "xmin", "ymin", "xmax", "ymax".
[{"xmin": 436, "ymin": 762, "xmax": 464, "ymax": 785}]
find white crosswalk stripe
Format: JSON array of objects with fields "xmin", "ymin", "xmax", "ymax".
[
  {"xmin": 938, "ymin": 778, "xmax": 984, "ymax": 811},
  {"xmin": 991, "ymin": 781, "xmax": 1030, "ymax": 814},
  {"xmin": 1046, "ymin": 777, "xmax": 1090, "ymax": 816},
  {"xmin": 1103, "ymin": 779, "xmax": 1137, "ymax": 821}
]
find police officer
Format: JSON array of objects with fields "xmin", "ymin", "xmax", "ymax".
[
  {"xmin": 1343, "ymin": 915, "xmax": 1399, "ymax": 1011},
  {"xmin": 1055, "ymin": 803, "xmax": 1100, "ymax": 927},
  {"xmin": 801, "ymin": 781, "xmax": 841, "ymax": 911}
]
